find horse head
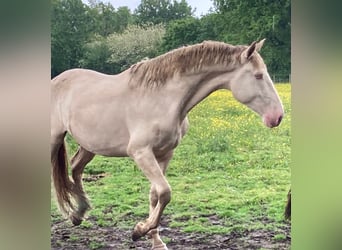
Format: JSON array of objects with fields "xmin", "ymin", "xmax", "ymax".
[{"xmin": 229, "ymin": 39, "xmax": 284, "ymax": 128}]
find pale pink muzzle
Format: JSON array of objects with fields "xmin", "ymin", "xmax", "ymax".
[{"xmin": 263, "ymin": 112, "xmax": 284, "ymax": 128}]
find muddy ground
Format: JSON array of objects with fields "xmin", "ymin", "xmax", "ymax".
[{"xmin": 51, "ymin": 214, "xmax": 290, "ymax": 250}]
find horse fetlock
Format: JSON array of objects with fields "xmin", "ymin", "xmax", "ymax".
[
  {"xmin": 70, "ymin": 213, "xmax": 83, "ymax": 226},
  {"xmin": 132, "ymin": 221, "xmax": 148, "ymax": 241}
]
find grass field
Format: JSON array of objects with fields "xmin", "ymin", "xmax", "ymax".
[{"xmin": 51, "ymin": 84, "xmax": 291, "ymax": 248}]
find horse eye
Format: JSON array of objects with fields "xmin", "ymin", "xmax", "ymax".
[{"xmin": 255, "ymin": 73, "xmax": 263, "ymax": 80}]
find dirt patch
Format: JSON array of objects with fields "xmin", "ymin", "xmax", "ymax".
[
  {"xmin": 51, "ymin": 215, "xmax": 290, "ymax": 250},
  {"xmin": 82, "ymin": 173, "xmax": 107, "ymax": 183}
]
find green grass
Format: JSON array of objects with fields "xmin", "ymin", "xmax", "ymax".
[{"xmin": 51, "ymin": 84, "xmax": 291, "ymax": 236}]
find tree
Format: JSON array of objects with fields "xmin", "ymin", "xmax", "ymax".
[
  {"xmin": 212, "ymin": 0, "xmax": 291, "ymax": 76},
  {"xmin": 197, "ymin": 13, "xmax": 222, "ymax": 42},
  {"xmin": 79, "ymin": 34, "xmax": 113, "ymax": 73},
  {"xmin": 134, "ymin": 0, "xmax": 194, "ymax": 24},
  {"xmin": 106, "ymin": 24, "xmax": 165, "ymax": 73},
  {"xmin": 160, "ymin": 13, "xmax": 224, "ymax": 52},
  {"xmin": 169, "ymin": 0, "xmax": 194, "ymax": 20},
  {"xmin": 91, "ymin": 2, "xmax": 118, "ymax": 36},
  {"xmin": 161, "ymin": 17, "xmax": 201, "ymax": 51},
  {"xmin": 116, "ymin": 7, "xmax": 133, "ymax": 33},
  {"xmin": 80, "ymin": 24, "xmax": 165, "ymax": 74},
  {"xmin": 87, "ymin": 2, "xmax": 133, "ymax": 36},
  {"xmin": 51, "ymin": 0, "xmax": 134, "ymax": 77},
  {"xmin": 51, "ymin": 0, "xmax": 93, "ymax": 77}
]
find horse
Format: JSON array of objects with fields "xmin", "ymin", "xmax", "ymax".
[{"xmin": 51, "ymin": 39, "xmax": 284, "ymax": 249}]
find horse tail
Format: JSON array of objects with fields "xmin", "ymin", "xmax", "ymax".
[{"xmin": 52, "ymin": 141, "xmax": 75, "ymax": 216}]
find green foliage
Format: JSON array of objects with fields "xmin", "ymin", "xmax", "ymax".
[
  {"xmin": 81, "ymin": 24, "xmax": 165, "ymax": 74},
  {"xmin": 87, "ymin": 2, "xmax": 133, "ymax": 36},
  {"xmin": 134, "ymin": 0, "xmax": 194, "ymax": 25},
  {"xmin": 106, "ymin": 24, "xmax": 165, "ymax": 72},
  {"xmin": 51, "ymin": 0, "xmax": 133, "ymax": 77},
  {"xmin": 212, "ymin": 0, "xmax": 291, "ymax": 76},
  {"xmin": 79, "ymin": 34, "xmax": 114, "ymax": 73},
  {"xmin": 51, "ymin": 0, "xmax": 290, "ymax": 79},
  {"xmin": 197, "ymin": 13, "xmax": 222, "ymax": 41},
  {"xmin": 160, "ymin": 13, "xmax": 224, "ymax": 52},
  {"xmin": 51, "ymin": 0, "xmax": 94, "ymax": 76},
  {"xmin": 161, "ymin": 17, "xmax": 201, "ymax": 51}
]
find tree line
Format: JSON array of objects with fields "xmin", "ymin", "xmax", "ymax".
[{"xmin": 51, "ymin": 0, "xmax": 290, "ymax": 79}]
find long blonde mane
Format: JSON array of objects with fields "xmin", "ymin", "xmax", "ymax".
[{"xmin": 129, "ymin": 41, "xmax": 247, "ymax": 88}]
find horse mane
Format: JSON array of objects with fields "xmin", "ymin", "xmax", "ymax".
[{"xmin": 129, "ymin": 41, "xmax": 247, "ymax": 88}]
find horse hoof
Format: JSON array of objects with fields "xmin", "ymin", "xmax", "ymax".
[
  {"xmin": 132, "ymin": 230, "xmax": 143, "ymax": 241},
  {"xmin": 70, "ymin": 214, "xmax": 82, "ymax": 226}
]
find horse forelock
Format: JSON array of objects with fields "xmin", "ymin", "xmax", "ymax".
[{"xmin": 129, "ymin": 41, "xmax": 247, "ymax": 89}]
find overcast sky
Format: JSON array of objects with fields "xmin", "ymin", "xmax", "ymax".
[{"xmin": 90, "ymin": 0, "xmax": 214, "ymax": 17}]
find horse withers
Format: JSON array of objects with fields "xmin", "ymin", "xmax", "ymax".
[{"xmin": 51, "ymin": 39, "xmax": 283, "ymax": 249}]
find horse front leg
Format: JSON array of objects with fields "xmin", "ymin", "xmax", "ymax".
[
  {"xmin": 146, "ymin": 192, "xmax": 167, "ymax": 250},
  {"xmin": 147, "ymin": 151, "xmax": 174, "ymax": 249},
  {"xmin": 146, "ymin": 187, "xmax": 169, "ymax": 250},
  {"xmin": 128, "ymin": 146, "xmax": 172, "ymax": 243}
]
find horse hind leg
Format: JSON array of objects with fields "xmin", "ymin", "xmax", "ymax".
[{"xmin": 69, "ymin": 146, "xmax": 95, "ymax": 225}]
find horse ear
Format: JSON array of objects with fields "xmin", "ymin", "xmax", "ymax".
[
  {"xmin": 256, "ymin": 38, "xmax": 266, "ymax": 52},
  {"xmin": 241, "ymin": 41, "xmax": 257, "ymax": 62}
]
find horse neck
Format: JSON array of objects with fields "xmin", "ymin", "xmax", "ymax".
[{"xmin": 177, "ymin": 68, "xmax": 234, "ymax": 119}]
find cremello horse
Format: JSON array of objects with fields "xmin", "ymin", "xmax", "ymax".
[{"xmin": 51, "ymin": 39, "xmax": 283, "ymax": 249}]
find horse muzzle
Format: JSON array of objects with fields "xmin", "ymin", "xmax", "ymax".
[{"xmin": 263, "ymin": 112, "xmax": 283, "ymax": 128}]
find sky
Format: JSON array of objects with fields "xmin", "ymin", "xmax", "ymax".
[{"xmin": 91, "ymin": 0, "xmax": 214, "ymax": 17}]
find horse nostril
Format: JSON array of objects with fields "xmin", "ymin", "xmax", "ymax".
[{"xmin": 278, "ymin": 115, "xmax": 283, "ymax": 125}]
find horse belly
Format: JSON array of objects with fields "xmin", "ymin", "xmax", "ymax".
[
  {"xmin": 70, "ymin": 127, "xmax": 130, "ymax": 157},
  {"xmin": 68, "ymin": 106, "xmax": 130, "ymax": 157}
]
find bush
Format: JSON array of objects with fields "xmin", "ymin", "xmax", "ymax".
[
  {"xmin": 80, "ymin": 24, "xmax": 165, "ymax": 74},
  {"xmin": 79, "ymin": 34, "xmax": 114, "ymax": 74},
  {"xmin": 107, "ymin": 24, "xmax": 165, "ymax": 72}
]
